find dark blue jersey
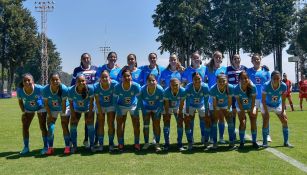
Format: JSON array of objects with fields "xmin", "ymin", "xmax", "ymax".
[{"xmin": 71, "ymin": 65, "xmax": 98, "ymax": 86}]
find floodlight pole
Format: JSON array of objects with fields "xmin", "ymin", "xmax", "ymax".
[{"xmin": 99, "ymin": 46, "xmax": 111, "ymax": 63}]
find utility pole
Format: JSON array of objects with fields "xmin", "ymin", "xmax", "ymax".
[
  {"xmin": 99, "ymin": 45, "xmax": 111, "ymax": 63},
  {"xmin": 35, "ymin": 1, "xmax": 54, "ymax": 85}
]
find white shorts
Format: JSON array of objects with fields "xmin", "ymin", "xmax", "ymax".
[
  {"xmin": 185, "ymin": 106, "xmax": 206, "ymax": 117},
  {"xmin": 117, "ymin": 105, "xmax": 138, "ymax": 117},
  {"xmin": 261, "ymin": 103, "xmax": 285, "ymax": 115},
  {"xmin": 236, "ymin": 106, "xmax": 256, "ymax": 114},
  {"xmin": 255, "ymin": 99, "xmax": 261, "ymax": 109},
  {"xmin": 95, "ymin": 106, "xmax": 115, "ymax": 113},
  {"xmin": 209, "ymin": 102, "xmax": 228, "ymax": 111},
  {"xmin": 162, "ymin": 108, "xmax": 181, "ymax": 114},
  {"xmin": 25, "ymin": 108, "xmax": 46, "ymax": 113},
  {"xmin": 50, "ymin": 107, "xmax": 71, "ymax": 118}
]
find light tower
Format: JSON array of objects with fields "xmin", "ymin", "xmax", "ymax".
[
  {"xmin": 35, "ymin": 1, "xmax": 55, "ymax": 85},
  {"xmin": 99, "ymin": 45, "xmax": 111, "ymax": 63}
]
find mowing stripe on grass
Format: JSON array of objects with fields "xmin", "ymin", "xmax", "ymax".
[{"xmin": 240, "ymin": 129, "xmax": 307, "ymax": 173}]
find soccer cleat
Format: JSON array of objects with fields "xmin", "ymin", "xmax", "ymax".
[
  {"xmin": 71, "ymin": 146, "xmax": 77, "ymax": 154},
  {"xmin": 252, "ymin": 142, "xmax": 260, "ymax": 149},
  {"xmin": 284, "ymin": 143, "xmax": 294, "ymax": 148},
  {"xmin": 109, "ymin": 145, "xmax": 114, "ymax": 153},
  {"xmin": 64, "ymin": 146, "xmax": 70, "ymax": 154},
  {"xmin": 179, "ymin": 146, "xmax": 186, "ymax": 152},
  {"xmin": 134, "ymin": 144, "xmax": 141, "ymax": 151},
  {"xmin": 118, "ymin": 144, "xmax": 124, "ymax": 152},
  {"xmin": 209, "ymin": 138, "xmax": 214, "ymax": 144},
  {"xmin": 211, "ymin": 143, "xmax": 218, "ymax": 149},
  {"xmin": 267, "ymin": 135, "xmax": 272, "ymax": 142},
  {"xmin": 229, "ymin": 143, "xmax": 238, "ymax": 150},
  {"xmin": 187, "ymin": 143, "xmax": 193, "ymax": 151},
  {"xmin": 142, "ymin": 143, "xmax": 150, "ymax": 150},
  {"xmin": 204, "ymin": 142, "xmax": 210, "ymax": 149},
  {"xmin": 83, "ymin": 140, "xmax": 90, "ymax": 149},
  {"xmin": 90, "ymin": 146, "xmax": 96, "ymax": 153},
  {"xmin": 40, "ymin": 147, "xmax": 48, "ymax": 155},
  {"xmin": 239, "ymin": 143, "xmax": 245, "ymax": 149},
  {"xmin": 96, "ymin": 145, "xmax": 104, "ymax": 152},
  {"xmin": 152, "ymin": 137, "xmax": 156, "ymax": 145},
  {"xmin": 155, "ymin": 144, "xmax": 162, "ymax": 152},
  {"xmin": 163, "ymin": 143, "xmax": 170, "ymax": 151},
  {"xmin": 218, "ymin": 138, "xmax": 226, "ymax": 144},
  {"xmin": 46, "ymin": 147, "xmax": 54, "ymax": 155},
  {"xmin": 20, "ymin": 147, "xmax": 30, "ymax": 155},
  {"xmin": 261, "ymin": 144, "xmax": 269, "ymax": 148}
]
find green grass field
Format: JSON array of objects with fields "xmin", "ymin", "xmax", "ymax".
[{"xmin": 1, "ymin": 93, "xmax": 307, "ymax": 175}]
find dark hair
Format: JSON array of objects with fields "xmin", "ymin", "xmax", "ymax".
[
  {"xmin": 80, "ymin": 53, "xmax": 91, "ymax": 68},
  {"xmin": 191, "ymin": 51, "xmax": 202, "ymax": 67},
  {"xmin": 148, "ymin": 53, "xmax": 160, "ymax": 76},
  {"xmin": 146, "ymin": 74, "xmax": 157, "ymax": 81},
  {"xmin": 127, "ymin": 53, "xmax": 137, "ymax": 67},
  {"xmin": 19, "ymin": 73, "xmax": 34, "ymax": 88},
  {"xmin": 49, "ymin": 72, "xmax": 63, "ymax": 97},
  {"xmin": 230, "ymin": 54, "xmax": 240, "ymax": 67},
  {"xmin": 107, "ymin": 51, "xmax": 117, "ymax": 59},
  {"xmin": 238, "ymin": 71, "xmax": 252, "ymax": 97},
  {"xmin": 121, "ymin": 68, "xmax": 132, "ymax": 76},
  {"xmin": 192, "ymin": 72, "xmax": 202, "ymax": 80},
  {"xmin": 217, "ymin": 73, "xmax": 229, "ymax": 95},
  {"xmin": 271, "ymin": 70, "xmax": 281, "ymax": 79},
  {"xmin": 207, "ymin": 51, "xmax": 222, "ymax": 73}
]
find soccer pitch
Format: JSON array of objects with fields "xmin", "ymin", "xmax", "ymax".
[{"xmin": 1, "ymin": 94, "xmax": 307, "ymax": 175}]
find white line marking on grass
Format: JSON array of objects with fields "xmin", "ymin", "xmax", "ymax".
[{"xmin": 237, "ymin": 129, "xmax": 307, "ymax": 173}]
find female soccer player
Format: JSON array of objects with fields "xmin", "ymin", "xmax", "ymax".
[
  {"xmin": 159, "ymin": 54, "xmax": 183, "ymax": 89},
  {"xmin": 71, "ymin": 53, "xmax": 97, "ymax": 148},
  {"xmin": 163, "ymin": 78, "xmax": 186, "ymax": 151},
  {"xmin": 209, "ymin": 73, "xmax": 235, "ymax": 149},
  {"xmin": 94, "ymin": 70, "xmax": 118, "ymax": 152},
  {"xmin": 298, "ymin": 74, "xmax": 307, "ymax": 111},
  {"xmin": 246, "ymin": 53, "xmax": 272, "ymax": 142},
  {"xmin": 261, "ymin": 71, "xmax": 293, "ymax": 148},
  {"xmin": 43, "ymin": 72, "xmax": 70, "ymax": 155},
  {"xmin": 96, "ymin": 51, "xmax": 121, "ymax": 80},
  {"xmin": 234, "ymin": 71, "xmax": 259, "ymax": 148},
  {"xmin": 17, "ymin": 73, "xmax": 48, "ymax": 155},
  {"xmin": 185, "ymin": 72, "xmax": 209, "ymax": 149},
  {"xmin": 282, "ymin": 73, "xmax": 294, "ymax": 111},
  {"xmin": 139, "ymin": 74, "xmax": 164, "ymax": 151},
  {"xmin": 138, "ymin": 53, "xmax": 165, "ymax": 86},
  {"xmin": 69, "ymin": 74, "xmax": 95, "ymax": 153},
  {"xmin": 205, "ymin": 51, "xmax": 227, "ymax": 144},
  {"xmin": 117, "ymin": 53, "xmax": 142, "ymax": 83},
  {"xmin": 113, "ymin": 69, "xmax": 141, "ymax": 151}
]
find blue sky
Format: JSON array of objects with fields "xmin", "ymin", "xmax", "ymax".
[{"xmin": 22, "ymin": 1, "xmax": 296, "ymax": 82}]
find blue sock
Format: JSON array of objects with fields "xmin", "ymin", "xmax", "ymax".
[
  {"xmin": 143, "ymin": 125, "xmax": 149, "ymax": 143},
  {"xmin": 262, "ymin": 127, "xmax": 269, "ymax": 145},
  {"xmin": 239, "ymin": 130, "xmax": 245, "ymax": 144},
  {"xmin": 118, "ymin": 137, "xmax": 124, "ymax": 145},
  {"xmin": 212, "ymin": 123, "xmax": 217, "ymax": 143},
  {"xmin": 185, "ymin": 128, "xmax": 192, "ymax": 143},
  {"xmin": 251, "ymin": 130, "xmax": 257, "ymax": 143},
  {"xmin": 98, "ymin": 135, "xmax": 104, "ymax": 146},
  {"xmin": 43, "ymin": 136, "xmax": 48, "ymax": 148},
  {"xmin": 23, "ymin": 138, "xmax": 29, "ymax": 148},
  {"xmin": 84, "ymin": 124, "xmax": 88, "ymax": 140},
  {"xmin": 177, "ymin": 127, "xmax": 183, "ymax": 146},
  {"xmin": 109, "ymin": 134, "xmax": 114, "ymax": 146},
  {"xmin": 64, "ymin": 135, "xmax": 70, "ymax": 147},
  {"xmin": 204, "ymin": 128, "xmax": 210, "ymax": 142},
  {"xmin": 154, "ymin": 134, "xmax": 160, "ymax": 143},
  {"xmin": 218, "ymin": 122, "xmax": 225, "ymax": 139},
  {"xmin": 163, "ymin": 125, "xmax": 170, "ymax": 144},
  {"xmin": 199, "ymin": 119, "xmax": 205, "ymax": 137},
  {"xmin": 134, "ymin": 136, "xmax": 140, "ymax": 144},
  {"xmin": 70, "ymin": 125, "xmax": 78, "ymax": 147},
  {"xmin": 48, "ymin": 122, "xmax": 55, "ymax": 147},
  {"xmin": 283, "ymin": 127, "xmax": 289, "ymax": 144},
  {"xmin": 228, "ymin": 122, "xmax": 235, "ymax": 143},
  {"xmin": 87, "ymin": 124, "xmax": 95, "ymax": 146}
]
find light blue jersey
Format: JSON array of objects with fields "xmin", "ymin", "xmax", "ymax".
[
  {"xmin": 94, "ymin": 80, "xmax": 118, "ymax": 107},
  {"xmin": 205, "ymin": 66, "xmax": 227, "ymax": 88},
  {"xmin": 68, "ymin": 85, "xmax": 94, "ymax": 112},
  {"xmin": 185, "ymin": 82, "xmax": 209, "ymax": 108},
  {"xmin": 42, "ymin": 84, "xmax": 69, "ymax": 111},
  {"xmin": 96, "ymin": 64, "xmax": 121, "ymax": 81},
  {"xmin": 17, "ymin": 84, "xmax": 44, "ymax": 111},
  {"xmin": 262, "ymin": 81, "xmax": 287, "ymax": 108},
  {"xmin": 139, "ymin": 84, "xmax": 164, "ymax": 110},
  {"xmin": 117, "ymin": 68, "xmax": 141, "ymax": 83},
  {"xmin": 246, "ymin": 67, "xmax": 270, "ymax": 100},
  {"xmin": 182, "ymin": 66, "xmax": 206, "ymax": 86},
  {"xmin": 138, "ymin": 65, "xmax": 165, "ymax": 86},
  {"xmin": 234, "ymin": 83, "xmax": 257, "ymax": 110},
  {"xmin": 163, "ymin": 87, "xmax": 186, "ymax": 108},
  {"xmin": 113, "ymin": 82, "xmax": 141, "ymax": 107},
  {"xmin": 209, "ymin": 84, "xmax": 234, "ymax": 108},
  {"xmin": 159, "ymin": 68, "xmax": 182, "ymax": 89}
]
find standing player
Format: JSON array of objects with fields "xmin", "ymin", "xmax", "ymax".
[
  {"xmin": 138, "ymin": 53, "xmax": 165, "ymax": 86},
  {"xmin": 139, "ymin": 74, "xmax": 164, "ymax": 151},
  {"xmin": 205, "ymin": 51, "xmax": 227, "ymax": 144},
  {"xmin": 117, "ymin": 53, "xmax": 141, "ymax": 83},
  {"xmin": 43, "ymin": 72, "xmax": 70, "ymax": 155},
  {"xmin": 159, "ymin": 54, "xmax": 183, "ymax": 89},
  {"xmin": 234, "ymin": 71, "xmax": 259, "ymax": 148},
  {"xmin": 261, "ymin": 71, "xmax": 293, "ymax": 148},
  {"xmin": 246, "ymin": 54, "xmax": 272, "ymax": 142},
  {"xmin": 69, "ymin": 74, "xmax": 95, "ymax": 153},
  {"xmin": 185, "ymin": 72, "xmax": 210, "ymax": 149},
  {"xmin": 163, "ymin": 78, "xmax": 186, "ymax": 151},
  {"xmin": 282, "ymin": 73, "xmax": 294, "ymax": 111},
  {"xmin": 17, "ymin": 73, "xmax": 48, "ymax": 155},
  {"xmin": 298, "ymin": 74, "xmax": 307, "ymax": 111},
  {"xmin": 96, "ymin": 51, "xmax": 121, "ymax": 80},
  {"xmin": 209, "ymin": 73, "xmax": 236, "ymax": 149},
  {"xmin": 113, "ymin": 69, "xmax": 141, "ymax": 151},
  {"xmin": 94, "ymin": 70, "xmax": 118, "ymax": 152},
  {"xmin": 71, "ymin": 53, "xmax": 97, "ymax": 148}
]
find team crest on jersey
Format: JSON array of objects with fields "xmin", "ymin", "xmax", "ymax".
[
  {"xmin": 124, "ymin": 97, "xmax": 131, "ymax": 104},
  {"xmin": 255, "ymin": 77, "xmax": 261, "ymax": 84},
  {"xmin": 149, "ymin": 101, "xmax": 155, "ymax": 106},
  {"xmin": 30, "ymin": 101, "xmax": 36, "ymax": 106},
  {"xmin": 194, "ymin": 98, "xmax": 200, "ymax": 104},
  {"xmin": 171, "ymin": 101, "xmax": 177, "ymax": 107},
  {"xmin": 134, "ymin": 74, "xmax": 139, "ymax": 79},
  {"xmin": 161, "ymin": 80, "xmax": 166, "ymax": 87},
  {"xmin": 104, "ymin": 96, "xmax": 110, "ymax": 102},
  {"xmin": 272, "ymin": 96, "xmax": 278, "ymax": 102},
  {"xmin": 218, "ymin": 99, "xmax": 224, "ymax": 104},
  {"xmin": 242, "ymin": 98, "xmax": 248, "ymax": 104},
  {"xmin": 78, "ymin": 101, "xmax": 84, "ymax": 107},
  {"xmin": 52, "ymin": 100, "xmax": 59, "ymax": 106}
]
